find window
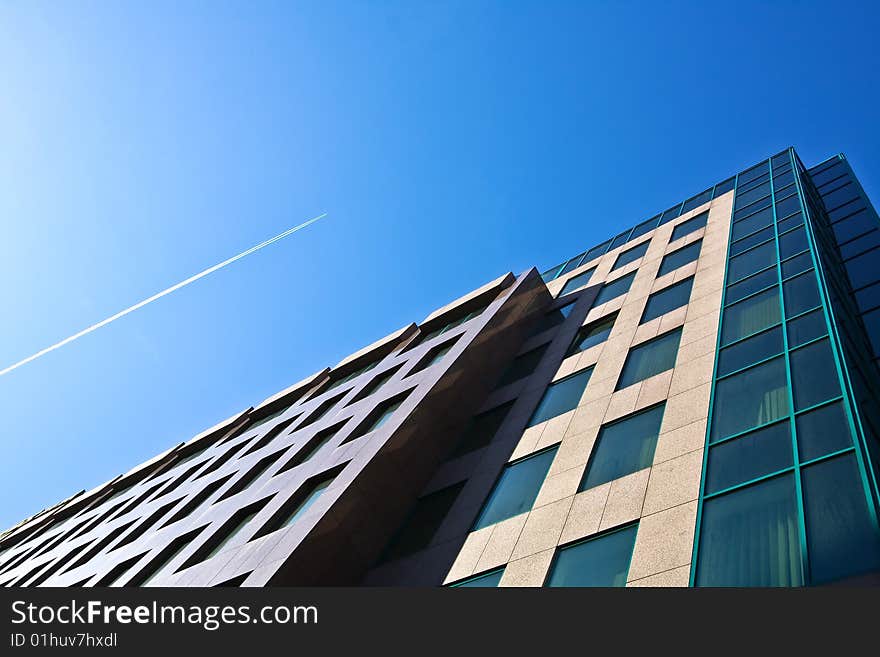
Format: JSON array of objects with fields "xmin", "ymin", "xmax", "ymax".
[
  {"xmin": 796, "ymin": 401, "xmax": 851, "ymax": 462},
  {"xmin": 449, "ymin": 568, "xmax": 504, "ymax": 587},
  {"xmin": 190, "ymin": 500, "xmax": 270, "ymax": 566},
  {"xmin": 497, "ymin": 344, "xmax": 548, "ymax": 387},
  {"xmin": 381, "ymin": 482, "xmax": 465, "ymax": 562},
  {"xmin": 611, "ymin": 241, "xmax": 649, "ymax": 272},
  {"xmin": 579, "ymin": 405, "xmax": 664, "ymax": 490},
  {"xmin": 567, "ymin": 315, "xmax": 616, "ymax": 355},
  {"xmin": 657, "ymin": 240, "xmax": 702, "ymax": 277},
  {"xmin": 409, "ymin": 340, "xmax": 455, "ymax": 375},
  {"xmin": 160, "ymin": 475, "xmax": 232, "ymax": 527},
  {"xmin": 257, "ymin": 470, "xmax": 339, "ymax": 537},
  {"xmin": 705, "ymin": 421, "xmax": 792, "ymax": 494},
  {"xmin": 725, "ymin": 267, "xmax": 777, "ymax": 305},
  {"xmin": 726, "ymin": 241, "xmax": 776, "ymax": 284},
  {"xmin": 710, "ymin": 357, "xmax": 788, "ymax": 442},
  {"xmin": 246, "ymin": 405, "xmax": 292, "ymax": 433},
  {"xmin": 640, "ymin": 278, "xmax": 694, "ymax": 324},
  {"xmin": 730, "ymin": 226, "xmax": 773, "ymax": 257},
  {"xmin": 786, "ymin": 308, "xmax": 826, "ymax": 347},
  {"xmin": 546, "ymin": 524, "xmax": 638, "ymax": 587},
  {"xmin": 342, "ymin": 392, "xmax": 409, "ymax": 444},
  {"xmin": 717, "ymin": 326, "xmax": 782, "ymax": 377},
  {"xmin": 801, "ymin": 454, "xmax": 880, "ymax": 583},
  {"xmin": 299, "ymin": 391, "xmax": 347, "ymax": 429},
  {"xmin": 616, "ymin": 329, "xmax": 681, "ymax": 390},
  {"xmin": 532, "ymin": 302, "xmax": 575, "ymax": 335},
  {"xmin": 592, "ymin": 272, "xmax": 636, "ymax": 307},
  {"xmin": 558, "ymin": 269, "xmax": 596, "ymax": 296},
  {"xmin": 783, "ymin": 272, "xmax": 820, "ymax": 317},
  {"xmin": 473, "ymin": 447, "xmax": 557, "ymax": 529},
  {"xmin": 670, "ymin": 211, "xmax": 708, "ymax": 241},
  {"xmin": 133, "ymin": 527, "xmax": 206, "ymax": 586},
  {"xmin": 449, "ymin": 402, "xmax": 513, "ymax": 458},
  {"xmin": 528, "ymin": 369, "xmax": 592, "ymax": 426},
  {"xmin": 721, "ymin": 287, "xmax": 781, "ymax": 345},
  {"xmin": 348, "ymin": 365, "xmax": 403, "ymax": 405},
  {"xmin": 789, "ymin": 339, "xmax": 839, "ymax": 411},
  {"xmin": 277, "ymin": 422, "xmax": 344, "ymax": 474},
  {"xmin": 218, "ymin": 449, "xmax": 287, "ymax": 502},
  {"xmin": 696, "ymin": 474, "xmax": 802, "ymax": 586}
]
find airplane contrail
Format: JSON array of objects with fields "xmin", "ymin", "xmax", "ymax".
[{"xmin": 0, "ymin": 212, "xmax": 327, "ymax": 377}]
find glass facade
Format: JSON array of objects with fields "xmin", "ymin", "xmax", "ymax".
[
  {"xmin": 546, "ymin": 524, "xmax": 638, "ymax": 587},
  {"xmin": 694, "ymin": 150, "xmax": 880, "ymax": 587},
  {"xmin": 473, "ymin": 447, "xmax": 557, "ymax": 530}
]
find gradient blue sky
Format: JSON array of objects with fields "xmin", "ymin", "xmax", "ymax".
[{"xmin": 1, "ymin": 1, "xmax": 878, "ymax": 529}]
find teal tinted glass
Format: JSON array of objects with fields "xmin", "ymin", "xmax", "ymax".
[
  {"xmin": 592, "ymin": 272, "xmax": 636, "ymax": 306},
  {"xmin": 580, "ymin": 405, "xmax": 664, "ymax": 490},
  {"xmin": 528, "ymin": 369, "xmax": 592, "ymax": 426},
  {"xmin": 705, "ymin": 422, "xmax": 792, "ymax": 494},
  {"xmin": 281, "ymin": 478, "xmax": 333, "ymax": 529},
  {"xmin": 696, "ymin": 474, "xmax": 802, "ymax": 586},
  {"xmin": 710, "ymin": 357, "xmax": 788, "ymax": 442},
  {"xmin": 783, "ymin": 272, "xmax": 820, "ymax": 317},
  {"xmin": 616, "ymin": 329, "xmax": 682, "ymax": 390},
  {"xmin": 535, "ymin": 302, "xmax": 575, "ymax": 335},
  {"xmin": 796, "ymin": 401, "xmax": 851, "ymax": 462},
  {"xmin": 781, "ymin": 252, "xmax": 812, "ymax": 279},
  {"xmin": 558, "ymin": 254, "xmax": 586, "ymax": 276},
  {"xmin": 776, "ymin": 211, "xmax": 804, "ymax": 234},
  {"xmin": 640, "ymin": 278, "xmax": 693, "ymax": 324},
  {"xmin": 451, "ymin": 568, "xmax": 504, "ymax": 587},
  {"xmin": 611, "ymin": 241, "xmax": 649, "ymax": 271},
  {"xmin": 657, "ymin": 240, "xmax": 702, "ymax": 277},
  {"xmin": 568, "ymin": 316, "xmax": 615, "ymax": 355},
  {"xmin": 670, "ymin": 211, "xmax": 708, "ymax": 241},
  {"xmin": 790, "ymin": 339, "xmax": 840, "ymax": 411},
  {"xmin": 558, "ymin": 269, "xmax": 595, "ymax": 296},
  {"xmin": 731, "ymin": 206, "xmax": 773, "ymax": 241},
  {"xmin": 547, "ymin": 524, "xmax": 638, "ymax": 587},
  {"xmin": 786, "ymin": 308, "xmax": 827, "ymax": 347},
  {"xmin": 726, "ymin": 241, "xmax": 777, "ymax": 284},
  {"xmin": 802, "ymin": 454, "xmax": 880, "ymax": 584},
  {"xmin": 730, "ymin": 226, "xmax": 773, "ymax": 257},
  {"xmin": 725, "ymin": 267, "xmax": 777, "ymax": 305},
  {"xmin": 779, "ymin": 226, "xmax": 808, "ymax": 260},
  {"xmin": 721, "ymin": 287, "xmax": 781, "ymax": 345},
  {"xmin": 716, "ymin": 326, "xmax": 783, "ymax": 377},
  {"xmin": 473, "ymin": 447, "xmax": 557, "ymax": 529}
]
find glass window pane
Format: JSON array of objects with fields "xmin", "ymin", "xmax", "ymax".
[
  {"xmin": 802, "ymin": 454, "xmax": 880, "ymax": 584},
  {"xmin": 779, "ymin": 226, "xmax": 808, "ymax": 260},
  {"xmin": 776, "ymin": 211, "xmax": 804, "ymax": 234},
  {"xmin": 714, "ymin": 177, "xmax": 735, "ymax": 197},
  {"xmin": 705, "ymin": 422, "xmax": 792, "ymax": 494},
  {"xmin": 781, "ymin": 251, "xmax": 812, "ymax": 279},
  {"xmin": 580, "ymin": 405, "xmax": 665, "ymax": 490},
  {"xmin": 547, "ymin": 525, "xmax": 638, "ymax": 587},
  {"xmin": 629, "ymin": 216, "xmax": 660, "ymax": 241},
  {"xmin": 717, "ymin": 326, "xmax": 783, "ymax": 377},
  {"xmin": 796, "ymin": 401, "xmax": 851, "ymax": 462},
  {"xmin": 382, "ymin": 482, "xmax": 465, "ymax": 561},
  {"xmin": 790, "ymin": 339, "xmax": 840, "ymax": 411},
  {"xmin": 450, "ymin": 402, "xmax": 513, "ymax": 457},
  {"xmin": 735, "ymin": 181, "xmax": 771, "ymax": 209},
  {"xmin": 659, "ymin": 204, "xmax": 683, "ymax": 225},
  {"xmin": 721, "ymin": 286, "xmax": 781, "ymax": 345},
  {"xmin": 609, "ymin": 230, "xmax": 632, "ymax": 250},
  {"xmin": 670, "ymin": 211, "xmax": 709, "ymax": 241},
  {"xmin": 731, "ymin": 206, "xmax": 773, "ymax": 241},
  {"xmin": 733, "ymin": 198, "xmax": 771, "ymax": 223},
  {"xmin": 611, "ymin": 241, "xmax": 649, "ymax": 271},
  {"xmin": 682, "ymin": 189, "xmax": 712, "ymax": 213},
  {"xmin": 739, "ymin": 161, "xmax": 769, "ymax": 186},
  {"xmin": 558, "ymin": 253, "xmax": 586, "ymax": 276},
  {"xmin": 558, "ymin": 269, "xmax": 596, "ymax": 296},
  {"xmin": 775, "ymin": 193, "xmax": 801, "ymax": 219},
  {"xmin": 711, "ymin": 357, "xmax": 789, "ymax": 442},
  {"xmin": 616, "ymin": 329, "xmax": 682, "ymax": 390},
  {"xmin": 727, "ymin": 241, "xmax": 777, "ymax": 284},
  {"xmin": 696, "ymin": 474, "xmax": 802, "ymax": 586},
  {"xmin": 529, "ymin": 369, "xmax": 592, "ymax": 426},
  {"xmin": 534, "ymin": 302, "xmax": 575, "ymax": 335},
  {"xmin": 730, "ymin": 226, "xmax": 773, "ymax": 257},
  {"xmin": 568, "ymin": 315, "xmax": 616, "ymax": 355},
  {"xmin": 592, "ymin": 272, "xmax": 636, "ymax": 306},
  {"xmin": 783, "ymin": 272, "xmax": 820, "ymax": 318},
  {"xmin": 725, "ymin": 268, "xmax": 777, "ymax": 305},
  {"xmin": 474, "ymin": 447, "xmax": 557, "ymax": 529},
  {"xmin": 641, "ymin": 278, "xmax": 694, "ymax": 324},
  {"xmin": 497, "ymin": 344, "xmax": 548, "ymax": 387},
  {"xmin": 657, "ymin": 240, "xmax": 702, "ymax": 277},
  {"xmin": 450, "ymin": 568, "xmax": 504, "ymax": 587},
  {"xmin": 786, "ymin": 308, "xmax": 827, "ymax": 347}
]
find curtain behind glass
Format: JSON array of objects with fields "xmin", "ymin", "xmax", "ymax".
[{"xmin": 619, "ymin": 330, "xmax": 681, "ymax": 388}]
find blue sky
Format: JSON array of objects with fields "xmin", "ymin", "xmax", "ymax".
[{"xmin": 0, "ymin": 1, "xmax": 878, "ymax": 529}]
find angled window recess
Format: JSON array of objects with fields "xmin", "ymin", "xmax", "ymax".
[
  {"xmin": 276, "ymin": 420, "xmax": 348, "ymax": 474},
  {"xmin": 449, "ymin": 568, "xmax": 504, "ymax": 587},
  {"xmin": 408, "ymin": 339, "xmax": 457, "ymax": 376},
  {"xmin": 611, "ymin": 241, "xmax": 649, "ymax": 272},
  {"xmin": 298, "ymin": 390, "xmax": 347, "ymax": 429},
  {"xmin": 670, "ymin": 211, "xmax": 709, "ymax": 241},
  {"xmin": 182, "ymin": 498, "xmax": 272, "ymax": 569},
  {"xmin": 340, "ymin": 392, "xmax": 410, "ymax": 446},
  {"xmin": 348, "ymin": 365, "xmax": 403, "ymax": 405},
  {"xmin": 130, "ymin": 527, "xmax": 207, "ymax": 587},
  {"xmin": 616, "ymin": 328, "xmax": 682, "ymax": 390},
  {"xmin": 218, "ymin": 447, "xmax": 289, "ymax": 502},
  {"xmin": 532, "ymin": 302, "xmax": 575, "ymax": 335},
  {"xmin": 405, "ymin": 302, "xmax": 491, "ymax": 352},
  {"xmin": 497, "ymin": 343, "xmax": 548, "ymax": 388},
  {"xmin": 256, "ymin": 467, "xmax": 344, "ymax": 538},
  {"xmin": 567, "ymin": 314, "xmax": 616, "ymax": 355},
  {"xmin": 547, "ymin": 524, "xmax": 638, "ymax": 587},
  {"xmin": 557, "ymin": 269, "xmax": 596, "ymax": 296},
  {"xmin": 381, "ymin": 481, "xmax": 465, "ymax": 563},
  {"xmin": 528, "ymin": 368, "xmax": 593, "ymax": 427},
  {"xmin": 449, "ymin": 401, "xmax": 513, "ymax": 458},
  {"xmin": 321, "ymin": 359, "xmax": 380, "ymax": 394}
]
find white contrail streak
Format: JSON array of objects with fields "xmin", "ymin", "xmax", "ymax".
[{"xmin": 0, "ymin": 212, "xmax": 327, "ymax": 377}]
